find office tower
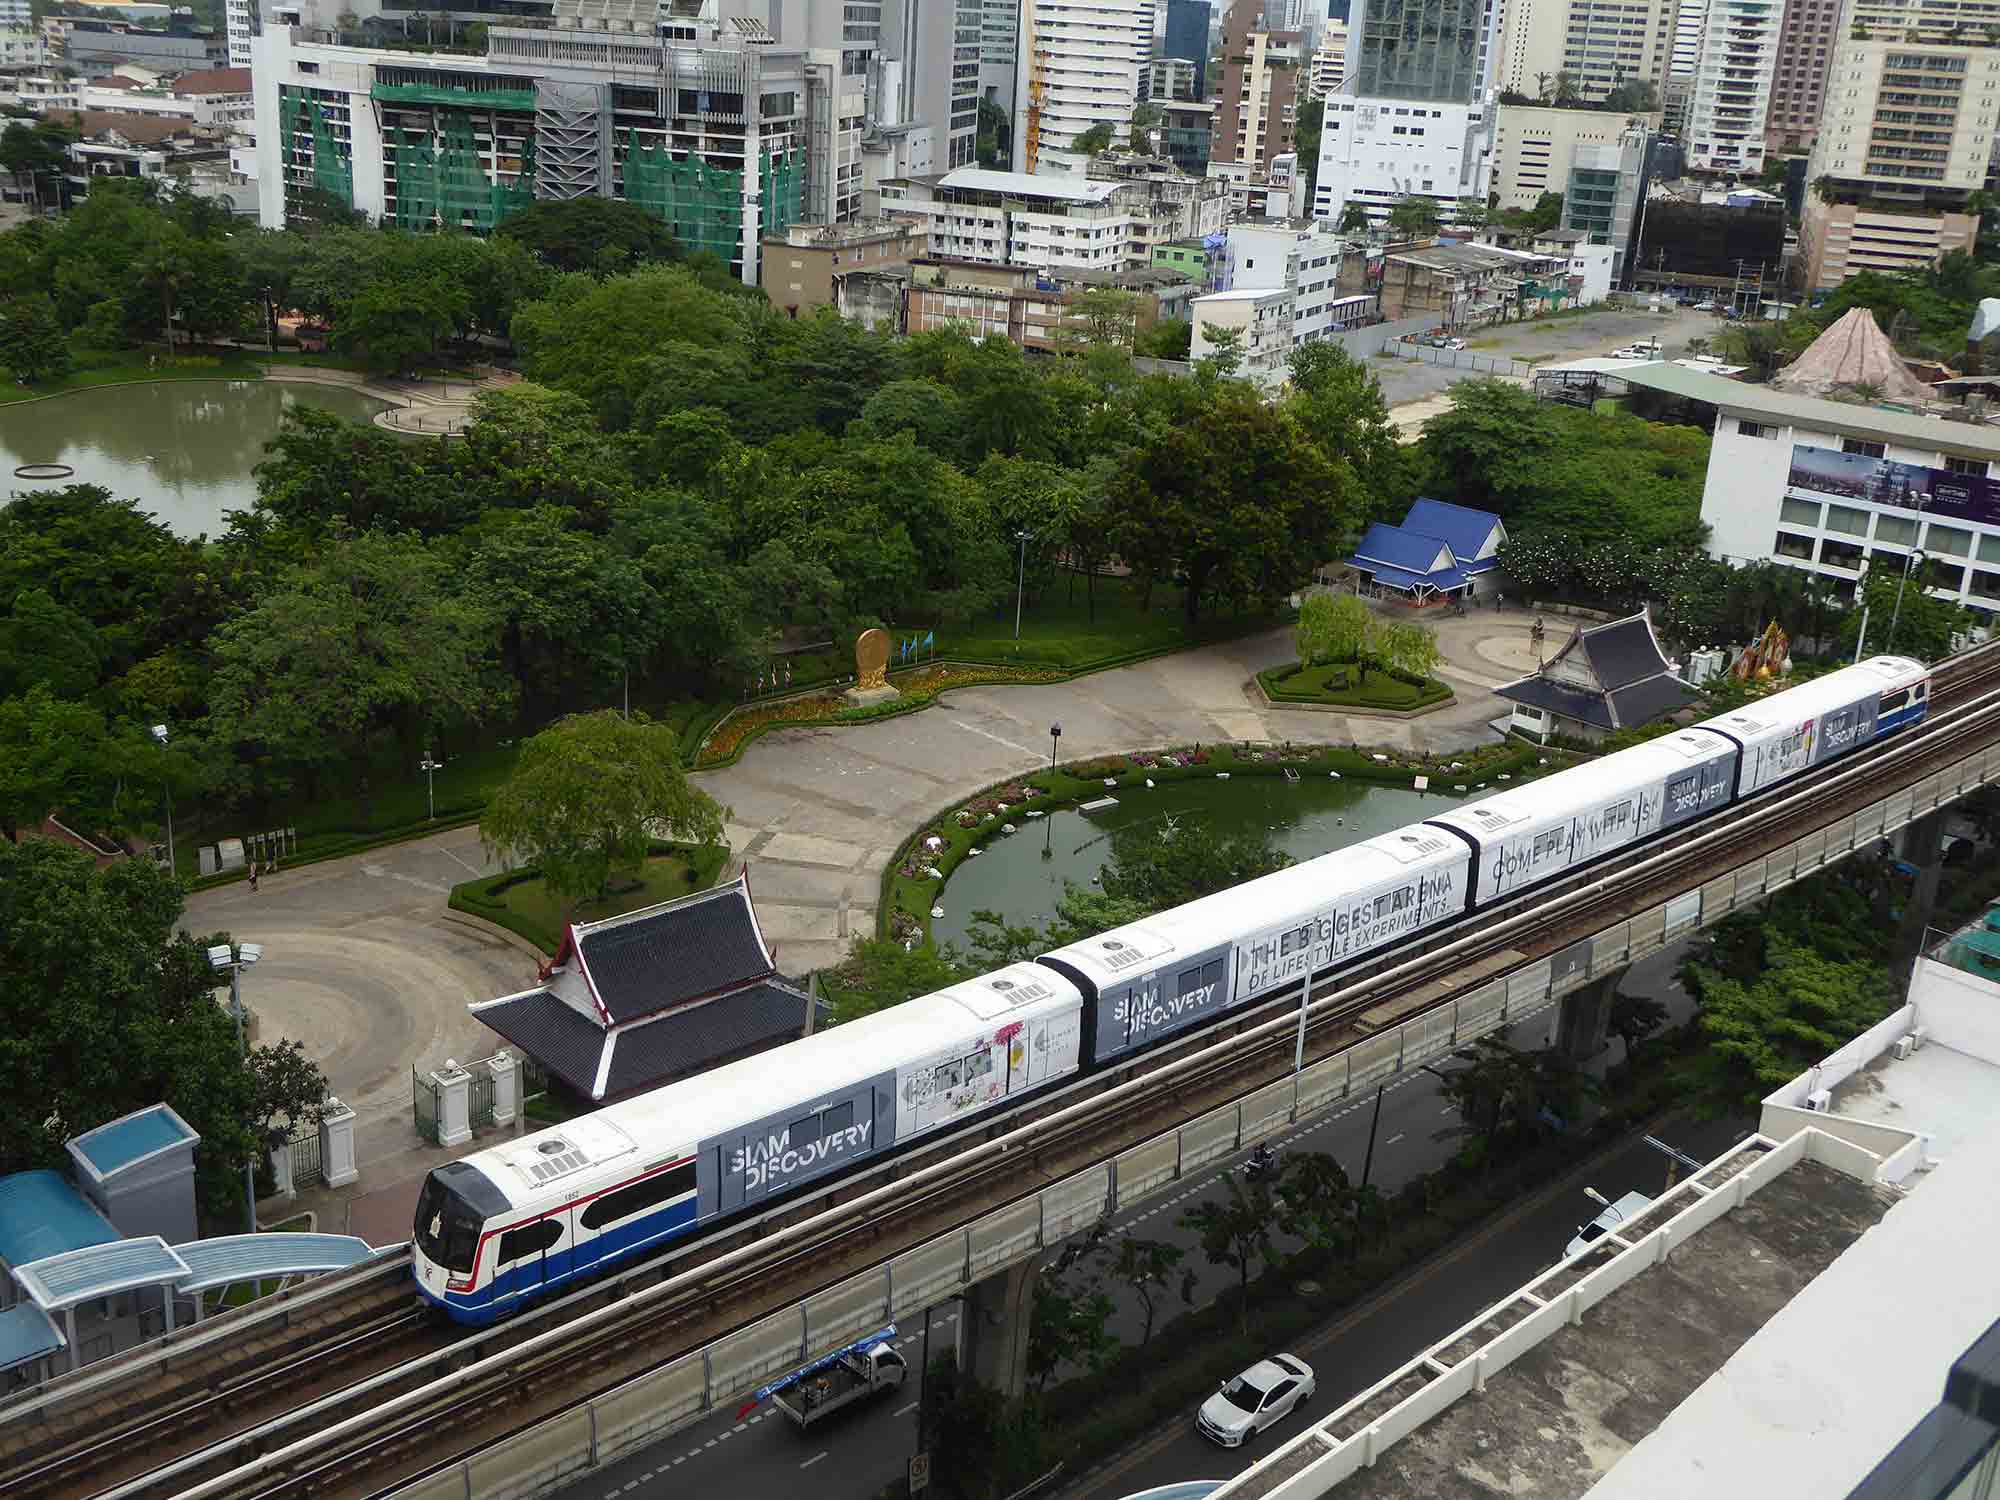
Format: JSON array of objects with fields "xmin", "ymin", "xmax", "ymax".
[{"xmin": 1163, "ymin": 0, "xmax": 1211, "ymax": 99}]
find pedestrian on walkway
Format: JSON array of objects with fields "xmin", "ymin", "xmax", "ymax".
[{"xmin": 248, "ymin": 861, "xmax": 259, "ymax": 893}]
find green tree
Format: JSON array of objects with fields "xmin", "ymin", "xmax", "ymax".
[
  {"xmin": 480, "ymin": 709, "xmax": 725, "ymax": 918},
  {"xmin": 251, "ymin": 406, "xmax": 457, "ymax": 535},
  {"xmin": 1133, "ymin": 317, "xmax": 1192, "ymax": 360},
  {"xmin": 822, "ymin": 936, "xmax": 968, "ymax": 1024},
  {"xmin": 1608, "ymin": 990, "xmax": 1669, "ymax": 1061},
  {"xmin": 1182, "ymin": 1169, "xmax": 1277, "ymax": 1332},
  {"xmin": 1337, "ymin": 201, "xmax": 1372, "ymax": 234},
  {"xmin": 1433, "ymin": 1037, "xmax": 1596, "ymax": 1180},
  {"xmin": 0, "ymin": 587, "xmax": 103, "ymax": 698},
  {"xmin": 0, "ymin": 292, "xmax": 69, "ymax": 382},
  {"xmin": 1074, "ymin": 286, "xmax": 1141, "ymax": 349},
  {"xmin": 1454, "ymin": 196, "xmax": 1492, "ymax": 229},
  {"xmin": 1195, "ymin": 322, "xmax": 1246, "ymax": 378},
  {"xmin": 1073, "ymin": 122, "xmax": 1117, "ymax": 156},
  {"xmin": 0, "ymin": 841, "xmax": 326, "ymax": 1224},
  {"xmin": 1377, "ymin": 619, "xmax": 1441, "ymax": 680},
  {"xmin": 1098, "ymin": 1235, "xmax": 1187, "ymax": 1346},
  {"xmin": 1387, "ymin": 195, "xmax": 1442, "ymax": 238},
  {"xmin": 1276, "ymin": 1150, "xmax": 1357, "ymax": 1263},
  {"xmin": 202, "ymin": 532, "xmax": 509, "ymax": 803},
  {"xmin": 0, "ymin": 687, "xmax": 135, "ymax": 843},
  {"xmin": 1317, "ymin": 591, "xmax": 1376, "ymax": 666},
  {"xmin": 1527, "ymin": 190, "xmax": 1566, "ymax": 232},
  {"xmin": 1294, "ymin": 590, "xmax": 1341, "ymax": 665},
  {"xmin": 977, "ymin": 99, "xmax": 1012, "ymax": 168},
  {"xmin": 335, "ymin": 271, "xmax": 467, "ymax": 374},
  {"xmin": 1294, "ymin": 97, "xmax": 1323, "ymax": 198},
  {"xmin": 495, "ymin": 196, "xmax": 682, "ymax": 274},
  {"xmin": 1285, "ymin": 341, "xmax": 1413, "ymax": 517},
  {"xmin": 1110, "ymin": 388, "xmax": 1354, "ymax": 621},
  {"xmin": 1844, "ymin": 561, "xmax": 1970, "ymax": 662},
  {"xmin": 1027, "ymin": 1271, "xmax": 1118, "ymax": 1392}
]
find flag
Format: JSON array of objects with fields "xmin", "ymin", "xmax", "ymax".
[{"xmin": 924, "ymin": 630, "xmax": 935, "ymax": 649}]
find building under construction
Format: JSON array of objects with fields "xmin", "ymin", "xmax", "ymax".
[{"xmin": 254, "ymin": 4, "xmax": 845, "ymax": 283}]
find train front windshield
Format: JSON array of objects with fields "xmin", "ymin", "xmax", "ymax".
[{"xmin": 414, "ymin": 1174, "xmax": 482, "ymax": 1274}]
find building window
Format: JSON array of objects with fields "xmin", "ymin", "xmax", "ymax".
[
  {"xmin": 1824, "ymin": 504, "xmax": 1869, "ymax": 536},
  {"xmin": 1875, "ymin": 513, "xmax": 1919, "ymax": 546},
  {"xmin": 1821, "ymin": 538, "xmax": 1866, "ymax": 570},
  {"xmin": 1944, "ymin": 455, "xmax": 1990, "ymax": 477},
  {"xmin": 1927, "ymin": 523, "xmax": 1973, "ymax": 556},
  {"xmin": 1842, "ymin": 438, "xmax": 1887, "ymax": 457},
  {"xmin": 1739, "ymin": 418, "xmax": 1779, "ymax": 439},
  {"xmin": 1774, "ymin": 530, "xmax": 1815, "ymax": 561}
]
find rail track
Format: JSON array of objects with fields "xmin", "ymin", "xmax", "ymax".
[{"xmin": 29, "ymin": 642, "xmax": 2000, "ymax": 1500}]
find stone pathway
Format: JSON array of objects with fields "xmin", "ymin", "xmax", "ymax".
[{"xmin": 260, "ymin": 363, "xmax": 515, "ymax": 436}]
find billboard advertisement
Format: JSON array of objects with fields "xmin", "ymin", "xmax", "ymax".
[{"xmin": 1787, "ymin": 445, "xmax": 2000, "ymax": 530}]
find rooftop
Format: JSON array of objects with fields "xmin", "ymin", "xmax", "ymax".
[
  {"xmin": 935, "ymin": 167, "xmax": 1120, "ymax": 204},
  {"xmin": 1192, "ymin": 287, "xmax": 1291, "ymax": 303},
  {"xmin": 1207, "ymin": 952, "xmax": 2000, "ymax": 1500},
  {"xmin": 1616, "ymin": 363, "xmax": 2000, "ymax": 459},
  {"xmin": 0, "ymin": 1171, "xmax": 119, "ymax": 1270},
  {"xmin": 170, "ymin": 65, "xmax": 251, "ymax": 94},
  {"xmin": 69, "ymin": 1103, "xmax": 197, "ymax": 1179}
]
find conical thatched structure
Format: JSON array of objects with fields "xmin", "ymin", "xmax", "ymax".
[{"xmin": 1770, "ymin": 307, "xmax": 1934, "ymax": 402}]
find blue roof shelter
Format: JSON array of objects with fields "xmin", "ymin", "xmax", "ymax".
[
  {"xmin": 0, "ymin": 1302, "xmax": 64, "ymax": 1385},
  {"xmin": 0, "ymin": 1171, "xmax": 120, "ymax": 1274},
  {"xmin": 1346, "ymin": 500, "xmax": 1507, "ymax": 603},
  {"xmin": 67, "ymin": 1104, "xmax": 200, "ymax": 1247}
]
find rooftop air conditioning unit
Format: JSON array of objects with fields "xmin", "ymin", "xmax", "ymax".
[
  {"xmin": 1894, "ymin": 1034, "xmax": 1916, "ymax": 1060},
  {"xmin": 1912, "ymin": 1027, "xmax": 1929, "ymax": 1051},
  {"xmin": 1804, "ymin": 1088, "xmax": 1832, "ymax": 1112}
]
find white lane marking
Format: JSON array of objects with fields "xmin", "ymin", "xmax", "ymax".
[
  {"xmin": 641, "ymin": 1474, "xmax": 654, "ymax": 1483},
  {"xmin": 732, "ymin": 1423, "xmax": 749, "ymax": 1433},
  {"xmin": 1385, "ymin": 1132, "xmax": 1406, "ymax": 1146},
  {"xmin": 672, "ymin": 1458, "xmax": 686, "ymax": 1467},
  {"xmin": 801, "ymin": 1452, "xmax": 830, "ymax": 1470},
  {"xmin": 705, "ymin": 1439, "xmax": 719, "ymax": 1448},
  {"xmin": 896, "ymin": 1400, "xmax": 920, "ymax": 1415},
  {"xmin": 952, "ymin": 719, "xmax": 1041, "ymax": 757},
  {"xmin": 623, "ymin": 1484, "xmax": 640, "ymax": 1492}
]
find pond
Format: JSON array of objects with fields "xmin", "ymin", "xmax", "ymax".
[
  {"xmin": 0, "ymin": 380, "xmax": 390, "ymax": 539},
  {"xmin": 930, "ymin": 774, "xmax": 1475, "ymax": 951}
]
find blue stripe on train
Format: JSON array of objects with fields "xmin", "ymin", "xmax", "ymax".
[
  {"xmin": 418, "ymin": 1195, "xmax": 703, "ymax": 1324},
  {"xmin": 1878, "ymin": 703, "xmax": 1928, "ymax": 735}
]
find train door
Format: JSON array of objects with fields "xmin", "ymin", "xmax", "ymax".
[{"xmin": 545, "ymin": 1198, "xmax": 582, "ymax": 1282}]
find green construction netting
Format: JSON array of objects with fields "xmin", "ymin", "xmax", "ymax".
[
  {"xmin": 281, "ymin": 89, "xmax": 353, "ymax": 209},
  {"xmin": 623, "ymin": 132, "xmax": 802, "ymax": 264},
  {"xmin": 391, "ymin": 111, "xmax": 536, "ymax": 232}
]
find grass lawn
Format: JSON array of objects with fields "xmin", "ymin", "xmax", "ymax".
[
  {"xmin": 450, "ymin": 842, "xmax": 730, "ymax": 954},
  {"xmin": 1258, "ymin": 661, "xmax": 1453, "ymax": 711},
  {"xmin": 938, "ymin": 582, "xmax": 1284, "ymax": 671},
  {"xmin": 0, "ymin": 350, "xmax": 273, "ymax": 404}
]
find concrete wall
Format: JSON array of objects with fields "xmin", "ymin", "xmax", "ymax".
[{"xmin": 1912, "ymin": 957, "xmax": 2000, "ymax": 1065}]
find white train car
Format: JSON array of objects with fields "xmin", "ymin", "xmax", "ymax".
[
  {"xmin": 414, "ymin": 962, "xmax": 1084, "ymax": 1323},
  {"xmin": 1426, "ymin": 729, "xmax": 1739, "ymax": 909},
  {"xmin": 1040, "ymin": 825, "xmax": 1471, "ymax": 1065},
  {"xmin": 1695, "ymin": 655, "xmax": 1929, "ymax": 796}
]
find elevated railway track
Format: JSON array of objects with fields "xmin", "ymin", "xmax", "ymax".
[{"xmin": 16, "ymin": 640, "xmax": 2000, "ymax": 1500}]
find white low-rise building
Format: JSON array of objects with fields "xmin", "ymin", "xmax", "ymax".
[
  {"xmin": 1621, "ymin": 362, "xmax": 2000, "ymax": 628},
  {"xmin": 1190, "ymin": 285, "xmax": 1296, "ymax": 385},
  {"xmin": 1312, "ymin": 95, "xmax": 1493, "ymax": 228}
]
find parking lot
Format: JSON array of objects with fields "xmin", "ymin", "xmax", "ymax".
[{"xmin": 1371, "ymin": 303, "xmax": 1723, "ymax": 411}]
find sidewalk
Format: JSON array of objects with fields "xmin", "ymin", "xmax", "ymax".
[{"xmin": 259, "ymin": 362, "xmax": 515, "ymax": 436}]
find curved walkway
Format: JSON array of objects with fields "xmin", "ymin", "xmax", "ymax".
[
  {"xmin": 259, "ymin": 363, "xmax": 514, "ymax": 436},
  {"xmin": 183, "ymin": 606, "xmax": 1541, "ymax": 1190}
]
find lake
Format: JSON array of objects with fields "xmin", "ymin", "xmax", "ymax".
[{"xmin": 0, "ymin": 380, "xmax": 390, "ymax": 539}]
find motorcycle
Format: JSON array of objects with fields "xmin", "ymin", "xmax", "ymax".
[{"xmin": 1243, "ymin": 1144, "xmax": 1283, "ymax": 1181}]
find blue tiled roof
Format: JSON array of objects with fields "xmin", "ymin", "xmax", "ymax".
[
  {"xmin": 1403, "ymin": 497, "xmax": 1504, "ymax": 562},
  {"xmin": 14, "ymin": 1236, "xmax": 192, "ymax": 1312},
  {"xmin": 0, "ymin": 1302, "xmax": 64, "ymax": 1373},
  {"xmin": 174, "ymin": 1234, "xmax": 381, "ymax": 1293},
  {"xmin": 0, "ymin": 1171, "xmax": 119, "ymax": 1269},
  {"xmin": 71, "ymin": 1105, "xmax": 196, "ymax": 1177},
  {"xmin": 1351, "ymin": 522, "xmax": 1455, "ymax": 576},
  {"xmin": 1362, "ymin": 561, "xmax": 1472, "ymax": 593}
]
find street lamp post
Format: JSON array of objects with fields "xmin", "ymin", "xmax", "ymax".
[
  {"xmin": 1886, "ymin": 549, "xmax": 1927, "ymax": 656},
  {"xmin": 207, "ymin": 942, "xmax": 264, "ymax": 1236},
  {"xmin": 150, "ymin": 723, "xmax": 175, "ymax": 877},
  {"xmin": 1582, "ymin": 1184, "xmax": 1626, "ymax": 1226},
  {"xmin": 1013, "ymin": 530, "xmax": 1034, "ymax": 644},
  {"xmin": 419, "ymin": 750, "xmax": 444, "ymax": 821},
  {"xmin": 1048, "ymin": 721, "xmax": 1062, "ymax": 771},
  {"xmin": 1851, "ymin": 559, "xmax": 1873, "ymax": 663}
]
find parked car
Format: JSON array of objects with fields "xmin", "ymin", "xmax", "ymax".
[
  {"xmin": 1196, "ymin": 1354, "xmax": 1316, "ymax": 1446},
  {"xmin": 1693, "ymin": 300, "xmax": 1718, "ymax": 312},
  {"xmin": 1564, "ymin": 1190, "xmax": 1653, "ymax": 1259},
  {"xmin": 1442, "ymin": 337, "xmax": 1467, "ymax": 350}
]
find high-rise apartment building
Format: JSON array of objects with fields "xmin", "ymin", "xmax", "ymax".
[
  {"xmin": 1313, "ymin": 0, "xmax": 1496, "ymax": 225},
  {"xmin": 1494, "ymin": 0, "xmax": 1675, "ymax": 102},
  {"xmin": 1213, "ymin": 0, "xmax": 1303, "ymax": 171},
  {"xmin": 1308, "ymin": 19, "xmax": 1347, "ymax": 95},
  {"xmin": 1013, "ymin": 0, "xmax": 1152, "ymax": 170},
  {"xmin": 1764, "ymin": 0, "xmax": 1835, "ymax": 152},
  {"xmin": 1801, "ymin": 22, "xmax": 2000, "ymax": 287},
  {"xmin": 1162, "ymin": 0, "xmax": 1212, "ymax": 99},
  {"xmin": 1685, "ymin": 0, "xmax": 1785, "ymax": 175},
  {"xmin": 883, "ymin": 0, "xmax": 982, "ymax": 167}
]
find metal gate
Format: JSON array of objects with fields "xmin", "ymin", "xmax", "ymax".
[
  {"xmin": 290, "ymin": 1125, "xmax": 324, "ymax": 1189},
  {"xmin": 413, "ymin": 1065, "xmax": 441, "ymax": 1145},
  {"xmin": 469, "ymin": 1068, "xmax": 495, "ymax": 1132}
]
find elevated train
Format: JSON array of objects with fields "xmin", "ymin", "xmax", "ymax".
[{"xmin": 414, "ymin": 655, "xmax": 1928, "ymax": 1323}]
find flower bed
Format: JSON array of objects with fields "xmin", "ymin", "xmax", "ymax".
[
  {"xmin": 1258, "ymin": 660, "xmax": 1453, "ymax": 711},
  {"xmin": 693, "ymin": 663, "xmax": 1066, "ymax": 769}
]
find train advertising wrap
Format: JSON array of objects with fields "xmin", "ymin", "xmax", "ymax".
[
  {"xmin": 1233, "ymin": 859, "xmax": 1467, "ymax": 998},
  {"xmin": 1730, "ymin": 693, "xmax": 1878, "ymax": 794},
  {"xmin": 1660, "ymin": 752, "xmax": 1736, "ymax": 831},
  {"xmin": 703, "ymin": 1077, "xmax": 895, "ymax": 1213},
  {"xmin": 1469, "ymin": 786, "xmax": 1665, "ymax": 903},
  {"xmin": 1090, "ymin": 946, "xmax": 1232, "ymax": 1063}
]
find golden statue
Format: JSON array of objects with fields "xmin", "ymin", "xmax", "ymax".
[{"xmin": 855, "ymin": 627, "xmax": 890, "ymax": 691}]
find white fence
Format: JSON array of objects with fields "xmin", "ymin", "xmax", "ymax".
[{"xmin": 388, "ymin": 740, "xmax": 2000, "ymax": 1500}]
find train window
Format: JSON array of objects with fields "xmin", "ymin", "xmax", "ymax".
[
  {"xmin": 415, "ymin": 1176, "xmax": 481, "ymax": 1274},
  {"xmin": 1882, "ymin": 688, "xmax": 1909, "ymax": 714},
  {"xmin": 1203, "ymin": 959, "xmax": 1225, "ymax": 989},
  {"xmin": 963, "ymin": 1050, "xmax": 993, "ymax": 1084},
  {"xmin": 1916, "ymin": 681, "xmax": 1928, "ymax": 699},
  {"xmin": 788, "ymin": 1111, "xmax": 819, "ymax": 1143},
  {"xmin": 580, "ymin": 1161, "xmax": 697, "ymax": 1230},
  {"xmin": 1177, "ymin": 964, "xmax": 1205, "ymax": 994},
  {"xmin": 821, "ymin": 1100, "xmax": 855, "ymax": 1136},
  {"xmin": 496, "ymin": 1219, "xmax": 563, "ymax": 1265},
  {"xmin": 937, "ymin": 1059, "xmax": 964, "ymax": 1091}
]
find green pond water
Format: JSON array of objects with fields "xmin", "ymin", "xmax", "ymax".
[
  {"xmin": 0, "ymin": 380, "xmax": 390, "ymax": 540},
  {"xmin": 930, "ymin": 774, "xmax": 1476, "ymax": 950}
]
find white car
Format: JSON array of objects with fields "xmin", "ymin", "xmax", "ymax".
[
  {"xmin": 1196, "ymin": 1354, "xmax": 1316, "ymax": 1447},
  {"xmin": 1564, "ymin": 1190, "xmax": 1653, "ymax": 1259}
]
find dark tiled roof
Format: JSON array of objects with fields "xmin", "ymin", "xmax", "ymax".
[
  {"xmin": 1497, "ymin": 666, "xmax": 1698, "ymax": 730},
  {"xmin": 470, "ymin": 990, "xmax": 607, "ymax": 1098},
  {"xmin": 1580, "ymin": 614, "xmax": 1674, "ymax": 690},
  {"xmin": 574, "ymin": 879, "xmax": 774, "ymax": 1025},
  {"xmin": 1609, "ymin": 675, "xmax": 1702, "ymax": 728},
  {"xmin": 601, "ymin": 980, "xmax": 809, "ymax": 1100}
]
